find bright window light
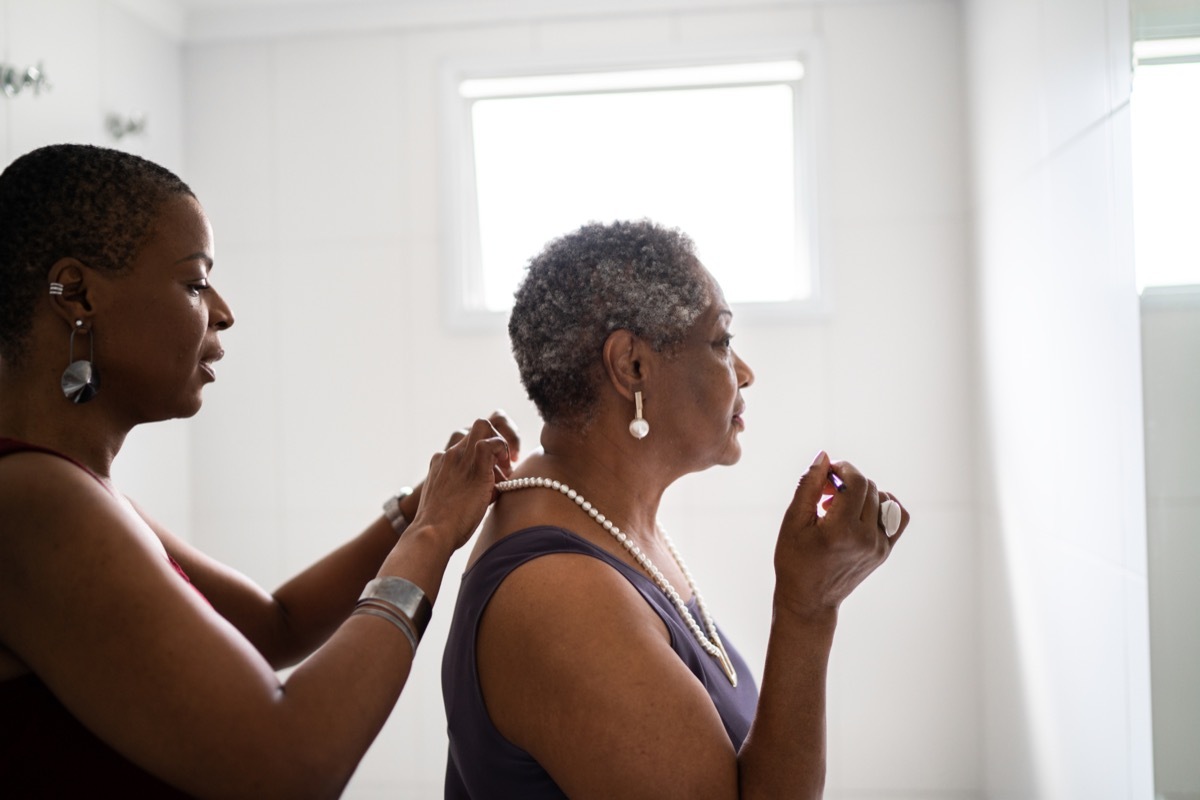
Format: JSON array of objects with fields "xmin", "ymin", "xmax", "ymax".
[
  {"xmin": 1132, "ymin": 54, "xmax": 1200, "ymax": 291},
  {"xmin": 455, "ymin": 60, "xmax": 814, "ymax": 314}
]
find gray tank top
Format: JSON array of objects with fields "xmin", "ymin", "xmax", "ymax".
[{"xmin": 441, "ymin": 526, "xmax": 759, "ymax": 799}]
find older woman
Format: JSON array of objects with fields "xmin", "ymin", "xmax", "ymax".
[
  {"xmin": 0, "ymin": 143, "xmax": 515, "ymax": 797},
  {"xmin": 442, "ymin": 219, "xmax": 908, "ymax": 799}
]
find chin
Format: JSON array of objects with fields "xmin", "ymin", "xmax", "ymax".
[
  {"xmin": 169, "ymin": 393, "xmax": 205, "ymax": 420},
  {"xmin": 716, "ymin": 444, "xmax": 743, "ymax": 467}
]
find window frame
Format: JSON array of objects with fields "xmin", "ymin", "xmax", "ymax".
[{"xmin": 438, "ymin": 40, "xmax": 830, "ymax": 331}]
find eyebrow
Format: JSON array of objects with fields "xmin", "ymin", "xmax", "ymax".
[{"xmin": 175, "ymin": 252, "xmax": 214, "ymax": 270}]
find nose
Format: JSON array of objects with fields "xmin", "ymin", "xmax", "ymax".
[
  {"xmin": 734, "ymin": 350, "xmax": 754, "ymax": 388},
  {"xmin": 209, "ymin": 286, "xmax": 235, "ymax": 331}
]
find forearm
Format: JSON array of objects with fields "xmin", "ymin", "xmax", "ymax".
[
  {"xmin": 263, "ymin": 516, "xmax": 400, "ymax": 665},
  {"xmin": 255, "ymin": 491, "xmax": 422, "ymax": 666},
  {"xmin": 219, "ymin": 524, "xmax": 457, "ymax": 798},
  {"xmin": 737, "ymin": 600, "xmax": 837, "ymax": 800}
]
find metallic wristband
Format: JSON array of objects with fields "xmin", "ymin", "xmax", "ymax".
[
  {"xmin": 382, "ymin": 486, "xmax": 414, "ymax": 536},
  {"xmin": 358, "ymin": 576, "xmax": 432, "ymax": 639}
]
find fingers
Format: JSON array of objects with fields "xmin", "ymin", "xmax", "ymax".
[
  {"xmin": 787, "ymin": 451, "xmax": 833, "ymax": 524},
  {"xmin": 446, "ymin": 418, "xmax": 514, "ymax": 483},
  {"xmin": 471, "ymin": 423, "xmax": 514, "ymax": 482},
  {"xmin": 820, "ymin": 459, "xmax": 908, "ymax": 546},
  {"xmin": 445, "ymin": 411, "xmax": 520, "ymax": 463},
  {"xmin": 487, "ymin": 410, "xmax": 521, "ymax": 463}
]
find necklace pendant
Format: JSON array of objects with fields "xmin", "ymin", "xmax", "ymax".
[{"xmin": 717, "ymin": 649, "xmax": 738, "ymax": 687}]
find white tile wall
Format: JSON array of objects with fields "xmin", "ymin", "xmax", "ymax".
[
  {"xmin": 178, "ymin": 2, "xmax": 977, "ymax": 797},
  {"xmin": 274, "ymin": 34, "xmax": 407, "ymax": 246},
  {"xmin": 5, "ymin": 0, "xmax": 105, "ymax": 152},
  {"xmin": 99, "ymin": 1, "xmax": 184, "ymax": 171},
  {"xmin": 12, "ymin": 0, "xmax": 1154, "ymax": 796},
  {"xmin": 823, "ymin": 1, "xmax": 968, "ymax": 225},
  {"xmin": 673, "ymin": 5, "xmax": 818, "ymax": 41},
  {"xmin": 965, "ymin": 0, "xmax": 1154, "ymax": 797},
  {"xmin": 182, "ymin": 42, "xmax": 276, "ymax": 247},
  {"xmin": 1041, "ymin": 0, "xmax": 1112, "ymax": 152}
]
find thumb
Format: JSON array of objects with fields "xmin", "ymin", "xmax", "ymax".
[{"xmin": 790, "ymin": 450, "xmax": 832, "ymax": 518}]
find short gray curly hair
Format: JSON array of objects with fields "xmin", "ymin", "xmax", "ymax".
[{"xmin": 508, "ymin": 219, "xmax": 709, "ymax": 425}]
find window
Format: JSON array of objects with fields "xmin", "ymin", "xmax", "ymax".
[
  {"xmin": 1132, "ymin": 38, "xmax": 1200, "ymax": 291},
  {"xmin": 443, "ymin": 53, "xmax": 824, "ymax": 326}
]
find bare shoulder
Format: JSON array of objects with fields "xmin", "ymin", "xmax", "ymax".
[
  {"xmin": 0, "ymin": 448, "xmax": 162, "ymax": 567},
  {"xmin": 0, "ymin": 448, "xmax": 125, "ymax": 566},
  {"xmin": 481, "ymin": 545, "xmax": 667, "ymax": 644},
  {"xmin": 0, "ymin": 448, "xmax": 211, "ymax": 684}
]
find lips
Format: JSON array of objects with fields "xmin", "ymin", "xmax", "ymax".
[{"xmin": 199, "ymin": 347, "xmax": 224, "ymax": 380}]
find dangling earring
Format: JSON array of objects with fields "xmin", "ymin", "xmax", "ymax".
[
  {"xmin": 61, "ymin": 320, "xmax": 100, "ymax": 404},
  {"xmin": 628, "ymin": 390, "xmax": 649, "ymax": 439}
]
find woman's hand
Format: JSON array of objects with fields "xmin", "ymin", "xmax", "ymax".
[
  {"xmin": 408, "ymin": 416, "xmax": 515, "ymax": 552},
  {"xmin": 444, "ymin": 409, "xmax": 521, "ymax": 457},
  {"xmin": 400, "ymin": 410, "xmax": 521, "ymax": 522},
  {"xmin": 773, "ymin": 451, "xmax": 908, "ymax": 621}
]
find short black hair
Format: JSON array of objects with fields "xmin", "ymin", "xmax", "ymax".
[
  {"xmin": 0, "ymin": 143, "xmax": 194, "ymax": 364},
  {"xmin": 508, "ymin": 219, "xmax": 709, "ymax": 425}
]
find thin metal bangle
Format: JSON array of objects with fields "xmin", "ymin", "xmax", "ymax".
[{"xmin": 352, "ymin": 606, "xmax": 418, "ymax": 653}]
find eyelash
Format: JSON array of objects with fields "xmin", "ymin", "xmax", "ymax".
[
  {"xmin": 187, "ymin": 280, "xmax": 210, "ymax": 296},
  {"xmin": 716, "ymin": 334, "xmax": 734, "ymax": 349}
]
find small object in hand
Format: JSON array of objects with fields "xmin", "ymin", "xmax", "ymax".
[
  {"xmin": 828, "ymin": 470, "xmax": 846, "ymax": 493},
  {"xmin": 879, "ymin": 499, "xmax": 901, "ymax": 537}
]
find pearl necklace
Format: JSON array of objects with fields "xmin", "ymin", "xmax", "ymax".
[{"xmin": 495, "ymin": 476, "xmax": 738, "ymax": 687}]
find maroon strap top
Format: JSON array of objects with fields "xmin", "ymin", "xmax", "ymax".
[{"xmin": 0, "ymin": 437, "xmax": 196, "ymax": 797}]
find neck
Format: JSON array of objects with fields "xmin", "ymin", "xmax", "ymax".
[
  {"xmin": 0, "ymin": 364, "xmax": 126, "ymax": 481},
  {"xmin": 530, "ymin": 421, "xmax": 676, "ymax": 545}
]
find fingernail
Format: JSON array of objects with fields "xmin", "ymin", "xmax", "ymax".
[{"xmin": 810, "ymin": 450, "xmax": 827, "ymax": 467}]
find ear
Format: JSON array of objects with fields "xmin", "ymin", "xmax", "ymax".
[
  {"xmin": 46, "ymin": 258, "xmax": 96, "ymax": 328},
  {"xmin": 601, "ymin": 329, "xmax": 652, "ymax": 402}
]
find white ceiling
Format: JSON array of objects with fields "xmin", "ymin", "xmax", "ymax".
[{"xmin": 129, "ymin": 0, "xmax": 908, "ymax": 43}]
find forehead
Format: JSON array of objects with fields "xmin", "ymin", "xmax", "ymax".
[
  {"xmin": 137, "ymin": 195, "xmax": 212, "ymax": 260},
  {"xmin": 694, "ymin": 265, "xmax": 730, "ymax": 321}
]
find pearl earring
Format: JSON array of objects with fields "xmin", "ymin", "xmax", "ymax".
[{"xmin": 628, "ymin": 390, "xmax": 649, "ymax": 439}]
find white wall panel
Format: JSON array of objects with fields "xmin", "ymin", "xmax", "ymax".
[
  {"xmin": 171, "ymin": 2, "xmax": 978, "ymax": 798},
  {"xmin": 182, "ymin": 42, "xmax": 275, "ymax": 247},
  {"xmin": 964, "ymin": 0, "xmax": 1153, "ymax": 797}
]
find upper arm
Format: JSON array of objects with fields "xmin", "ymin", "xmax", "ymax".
[
  {"xmin": 127, "ymin": 498, "xmax": 287, "ymax": 662},
  {"xmin": 0, "ymin": 456, "xmax": 290, "ymax": 794},
  {"xmin": 476, "ymin": 553, "xmax": 742, "ymax": 800}
]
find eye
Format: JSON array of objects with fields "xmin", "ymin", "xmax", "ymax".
[
  {"xmin": 715, "ymin": 333, "xmax": 734, "ymax": 350},
  {"xmin": 187, "ymin": 279, "xmax": 210, "ymax": 296}
]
